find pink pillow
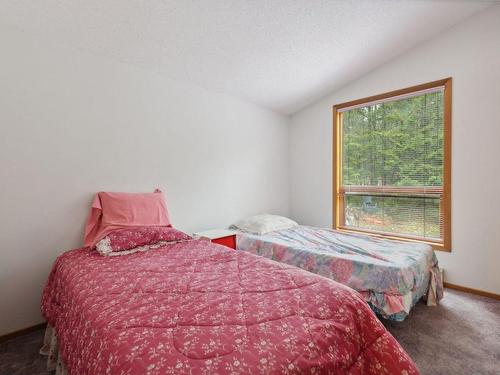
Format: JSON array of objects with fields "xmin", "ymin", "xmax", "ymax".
[
  {"xmin": 95, "ymin": 227, "xmax": 192, "ymax": 256},
  {"xmin": 84, "ymin": 189, "xmax": 171, "ymax": 248}
]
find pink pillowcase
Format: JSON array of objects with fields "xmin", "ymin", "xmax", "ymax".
[
  {"xmin": 84, "ymin": 189, "xmax": 171, "ymax": 248},
  {"xmin": 95, "ymin": 226, "xmax": 192, "ymax": 256}
]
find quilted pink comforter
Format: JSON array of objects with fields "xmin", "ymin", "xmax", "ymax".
[{"xmin": 41, "ymin": 238, "xmax": 419, "ymax": 374}]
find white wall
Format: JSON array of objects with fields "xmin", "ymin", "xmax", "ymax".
[
  {"xmin": 0, "ymin": 28, "xmax": 290, "ymax": 335},
  {"xmin": 290, "ymin": 5, "xmax": 500, "ymax": 295}
]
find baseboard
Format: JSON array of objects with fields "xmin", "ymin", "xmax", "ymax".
[
  {"xmin": 444, "ymin": 282, "xmax": 500, "ymax": 301},
  {"xmin": 0, "ymin": 322, "xmax": 47, "ymax": 344}
]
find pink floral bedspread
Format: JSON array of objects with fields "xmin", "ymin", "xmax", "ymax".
[{"xmin": 41, "ymin": 238, "xmax": 419, "ymax": 374}]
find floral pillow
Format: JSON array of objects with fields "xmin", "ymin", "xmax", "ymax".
[{"xmin": 95, "ymin": 226, "xmax": 192, "ymax": 256}]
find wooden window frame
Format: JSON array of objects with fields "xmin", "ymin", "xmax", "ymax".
[{"xmin": 332, "ymin": 78, "xmax": 452, "ymax": 252}]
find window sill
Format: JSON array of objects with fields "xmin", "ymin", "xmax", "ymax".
[{"xmin": 335, "ymin": 226, "xmax": 451, "ymax": 252}]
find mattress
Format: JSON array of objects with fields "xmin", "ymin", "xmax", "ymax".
[
  {"xmin": 41, "ymin": 238, "xmax": 418, "ymax": 374},
  {"xmin": 236, "ymin": 225, "xmax": 443, "ymax": 321}
]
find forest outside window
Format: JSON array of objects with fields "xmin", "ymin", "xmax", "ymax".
[{"xmin": 333, "ymin": 78, "xmax": 451, "ymax": 251}]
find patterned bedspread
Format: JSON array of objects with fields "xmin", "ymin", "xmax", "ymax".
[
  {"xmin": 237, "ymin": 226, "xmax": 443, "ymax": 321},
  {"xmin": 41, "ymin": 238, "xmax": 419, "ymax": 374}
]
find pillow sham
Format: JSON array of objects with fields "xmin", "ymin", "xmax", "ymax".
[
  {"xmin": 84, "ymin": 189, "xmax": 171, "ymax": 248},
  {"xmin": 231, "ymin": 214, "xmax": 298, "ymax": 235},
  {"xmin": 96, "ymin": 226, "xmax": 192, "ymax": 256}
]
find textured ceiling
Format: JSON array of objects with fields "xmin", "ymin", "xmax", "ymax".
[{"xmin": 0, "ymin": 0, "xmax": 494, "ymax": 114}]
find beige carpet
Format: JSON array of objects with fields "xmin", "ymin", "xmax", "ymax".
[
  {"xmin": 1, "ymin": 288, "xmax": 498, "ymax": 375},
  {"xmin": 383, "ymin": 289, "xmax": 500, "ymax": 375}
]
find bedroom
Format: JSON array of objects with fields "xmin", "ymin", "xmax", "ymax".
[{"xmin": 0, "ymin": 1, "xmax": 499, "ymax": 374}]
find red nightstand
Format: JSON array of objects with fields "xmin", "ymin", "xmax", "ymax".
[{"xmin": 194, "ymin": 229, "xmax": 237, "ymax": 250}]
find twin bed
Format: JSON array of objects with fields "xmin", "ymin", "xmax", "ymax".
[
  {"xmin": 236, "ymin": 225, "xmax": 443, "ymax": 321},
  {"xmin": 40, "ymin": 192, "xmax": 440, "ymax": 374},
  {"xmin": 42, "ymin": 237, "xmax": 419, "ymax": 374}
]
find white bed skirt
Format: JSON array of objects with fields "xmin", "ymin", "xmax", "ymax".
[{"xmin": 39, "ymin": 324, "xmax": 68, "ymax": 375}]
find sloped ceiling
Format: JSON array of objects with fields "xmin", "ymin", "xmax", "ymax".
[{"xmin": 0, "ymin": 0, "xmax": 494, "ymax": 114}]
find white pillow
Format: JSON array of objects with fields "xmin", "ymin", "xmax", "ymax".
[{"xmin": 231, "ymin": 214, "xmax": 298, "ymax": 235}]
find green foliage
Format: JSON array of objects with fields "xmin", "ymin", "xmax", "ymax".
[
  {"xmin": 341, "ymin": 91, "xmax": 444, "ymax": 238},
  {"xmin": 342, "ymin": 91, "xmax": 444, "ymax": 187},
  {"xmin": 345, "ymin": 195, "xmax": 440, "ymax": 239}
]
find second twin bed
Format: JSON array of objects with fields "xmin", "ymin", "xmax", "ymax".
[{"xmin": 234, "ymin": 220, "xmax": 443, "ymax": 321}]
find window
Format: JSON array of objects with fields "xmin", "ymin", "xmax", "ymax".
[{"xmin": 333, "ymin": 78, "xmax": 451, "ymax": 251}]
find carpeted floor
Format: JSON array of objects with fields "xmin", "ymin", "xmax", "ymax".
[
  {"xmin": 0, "ymin": 288, "xmax": 498, "ymax": 375},
  {"xmin": 0, "ymin": 328, "xmax": 49, "ymax": 375},
  {"xmin": 383, "ymin": 288, "xmax": 500, "ymax": 375}
]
